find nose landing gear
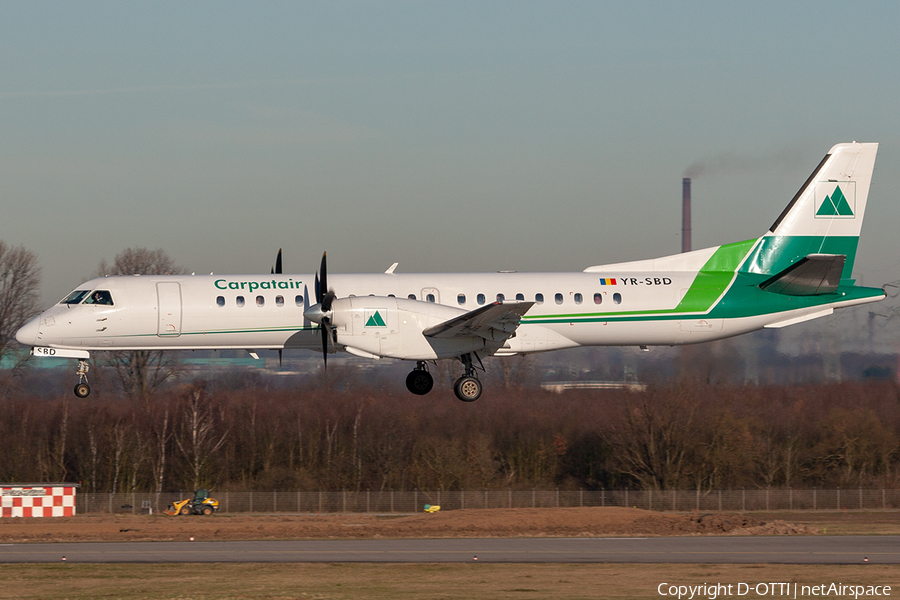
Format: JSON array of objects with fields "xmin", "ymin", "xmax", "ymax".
[{"xmin": 74, "ymin": 359, "xmax": 91, "ymax": 398}]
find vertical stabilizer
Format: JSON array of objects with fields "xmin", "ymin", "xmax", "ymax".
[{"xmin": 741, "ymin": 142, "xmax": 878, "ymax": 279}]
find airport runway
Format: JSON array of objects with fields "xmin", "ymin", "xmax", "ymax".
[{"xmin": 1, "ymin": 536, "xmax": 897, "ymax": 564}]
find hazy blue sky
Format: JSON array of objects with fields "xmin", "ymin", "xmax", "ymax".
[{"xmin": 3, "ymin": 1, "xmax": 900, "ymax": 306}]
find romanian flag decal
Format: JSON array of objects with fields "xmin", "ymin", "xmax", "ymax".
[{"xmin": 599, "ymin": 278, "xmax": 617, "ymax": 285}]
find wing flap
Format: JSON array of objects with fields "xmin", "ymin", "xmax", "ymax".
[
  {"xmin": 759, "ymin": 254, "xmax": 845, "ymax": 296},
  {"xmin": 423, "ymin": 301, "xmax": 534, "ymax": 340}
]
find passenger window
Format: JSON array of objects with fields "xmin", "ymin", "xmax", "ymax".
[
  {"xmin": 256, "ymin": 295, "xmax": 265, "ymax": 307},
  {"xmin": 593, "ymin": 293, "xmax": 603, "ymax": 304},
  {"xmin": 408, "ymin": 294, "xmax": 417, "ymax": 300},
  {"xmin": 574, "ymin": 293, "xmax": 583, "ymax": 305},
  {"xmin": 458, "ymin": 294, "xmax": 466, "ymax": 305},
  {"xmin": 295, "ymin": 295, "xmax": 304, "ymax": 306},
  {"xmin": 477, "ymin": 293, "xmax": 485, "ymax": 305},
  {"xmin": 613, "ymin": 292, "xmax": 622, "ymax": 304},
  {"xmin": 515, "ymin": 293, "xmax": 524, "ymax": 301},
  {"xmin": 497, "ymin": 293, "xmax": 505, "ymax": 302},
  {"xmin": 216, "ymin": 296, "xmax": 225, "ymax": 307},
  {"xmin": 555, "ymin": 293, "xmax": 564, "ymax": 305},
  {"xmin": 426, "ymin": 293, "xmax": 436, "ymax": 303},
  {"xmin": 236, "ymin": 296, "xmax": 245, "ymax": 307},
  {"xmin": 276, "ymin": 295, "xmax": 284, "ymax": 307},
  {"xmin": 84, "ymin": 290, "xmax": 114, "ymax": 305},
  {"xmin": 535, "ymin": 293, "xmax": 544, "ymax": 304}
]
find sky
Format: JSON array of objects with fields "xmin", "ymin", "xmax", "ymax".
[{"xmin": 3, "ymin": 1, "xmax": 900, "ymax": 307}]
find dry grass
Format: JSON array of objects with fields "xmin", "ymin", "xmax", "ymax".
[{"xmin": 0, "ymin": 563, "xmax": 898, "ymax": 600}]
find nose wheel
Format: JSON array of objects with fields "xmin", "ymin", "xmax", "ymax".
[
  {"xmin": 406, "ymin": 362, "xmax": 434, "ymax": 395},
  {"xmin": 74, "ymin": 359, "xmax": 91, "ymax": 398}
]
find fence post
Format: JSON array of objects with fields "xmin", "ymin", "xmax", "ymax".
[
  {"xmin": 367, "ymin": 490, "xmax": 370, "ymax": 513},
  {"xmin": 601, "ymin": 488, "xmax": 605, "ymax": 508},
  {"xmin": 250, "ymin": 491, "xmax": 253, "ymax": 513},
  {"xmin": 742, "ymin": 488, "xmax": 745, "ymax": 512},
  {"xmin": 532, "ymin": 488, "xmax": 535, "ymax": 508},
  {"xmin": 718, "ymin": 489, "xmax": 721, "ymax": 512},
  {"xmin": 485, "ymin": 489, "xmax": 488, "ymax": 509},
  {"xmin": 672, "ymin": 489, "xmax": 676, "ymax": 511},
  {"xmin": 556, "ymin": 488, "xmax": 559, "ymax": 508},
  {"xmin": 390, "ymin": 490, "xmax": 393, "ymax": 513},
  {"xmin": 109, "ymin": 493, "xmax": 112, "ymax": 514},
  {"xmin": 462, "ymin": 489, "xmax": 465, "ymax": 510},
  {"xmin": 625, "ymin": 489, "xmax": 629, "ymax": 508},
  {"xmin": 319, "ymin": 490, "xmax": 323, "ymax": 514},
  {"xmin": 343, "ymin": 490, "xmax": 347, "ymax": 513},
  {"xmin": 580, "ymin": 488, "xmax": 583, "ymax": 508},
  {"xmin": 274, "ymin": 490, "xmax": 277, "ymax": 513},
  {"xmin": 859, "ymin": 487, "xmax": 863, "ymax": 510},
  {"xmin": 766, "ymin": 488, "xmax": 769, "ymax": 511},
  {"xmin": 697, "ymin": 487, "xmax": 700, "ymax": 512},
  {"xmin": 226, "ymin": 491, "xmax": 229, "ymax": 513},
  {"xmin": 508, "ymin": 488, "xmax": 512, "ymax": 509},
  {"xmin": 649, "ymin": 488, "xmax": 652, "ymax": 511},
  {"xmin": 813, "ymin": 488, "xmax": 816, "ymax": 510},
  {"xmin": 883, "ymin": 489, "xmax": 886, "ymax": 511},
  {"xmin": 414, "ymin": 490, "xmax": 418, "ymax": 512},
  {"xmin": 790, "ymin": 487, "xmax": 793, "ymax": 511},
  {"xmin": 837, "ymin": 487, "xmax": 840, "ymax": 510}
]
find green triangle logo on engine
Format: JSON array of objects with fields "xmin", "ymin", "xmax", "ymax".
[
  {"xmin": 816, "ymin": 185, "xmax": 854, "ymax": 217},
  {"xmin": 365, "ymin": 310, "xmax": 386, "ymax": 327}
]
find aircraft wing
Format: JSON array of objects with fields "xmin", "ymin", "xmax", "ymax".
[
  {"xmin": 423, "ymin": 301, "xmax": 534, "ymax": 340},
  {"xmin": 759, "ymin": 254, "xmax": 845, "ymax": 296}
]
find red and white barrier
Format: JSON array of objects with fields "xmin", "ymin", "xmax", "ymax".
[{"xmin": 1, "ymin": 484, "xmax": 77, "ymax": 518}]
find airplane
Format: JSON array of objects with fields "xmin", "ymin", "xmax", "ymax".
[{"xmin": 16, "ymin": 142, "xmax": 885, "ymax": 401}]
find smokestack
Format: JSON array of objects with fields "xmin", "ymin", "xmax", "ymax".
[{"xmin": 682, "ymin": 177, "xmax": 692, "ymax": 253}]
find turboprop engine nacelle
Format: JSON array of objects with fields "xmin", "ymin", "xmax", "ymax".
[{"xmin": 328, "ymin": 296, "xmax": 493, "ymax": 360}]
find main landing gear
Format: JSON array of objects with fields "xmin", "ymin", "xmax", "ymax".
[
  {"xmin": 453, "ymin": 354, "xmax": 482, "ymax": 402},
  {"xmin": 404, "ymin": 354, "xmax": 483, "ymax": 402},
  {"xmin": 405, "ymin": 362, "xmax": 434, "ymax": 395},
  {"xmin": 74, "ymin": 359, "xmax": 91, "ymax": 398}
]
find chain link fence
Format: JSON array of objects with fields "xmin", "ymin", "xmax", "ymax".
[{"xmin": 79, "ymin": 488, "xmax": 900, "ymax": 515}]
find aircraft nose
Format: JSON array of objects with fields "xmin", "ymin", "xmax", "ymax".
[{"xmin": 15, "ymin": 316, "xmax": 40, "ymax": 346}]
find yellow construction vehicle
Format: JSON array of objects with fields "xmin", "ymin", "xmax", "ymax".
[{"xmin": 164, "ymin": 489, "xmax": 220, "ymax": 516}]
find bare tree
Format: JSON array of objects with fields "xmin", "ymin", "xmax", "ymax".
[
  {"xmin": 0, "ymin": 242, "xmax": 41, "ymax": 394},
  {"xmin": 95, "ymin": 248, "xmax": 185, "ymax": 398},
  {"xmin": 173, "ymin": 384, "xmax": 228, "ymax": 490}
]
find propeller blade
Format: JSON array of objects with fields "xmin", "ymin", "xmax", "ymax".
[
  {"xmin": 319, "ymin": 252, "xmax": 328, "ymax": 300},
  {"xmin": 321, "ymin": 317, "xmax": 331, "ymax": 369}
]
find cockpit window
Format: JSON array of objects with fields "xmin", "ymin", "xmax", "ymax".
[
  {"xmin": 83, "ymin": 290, "xmax": 114, "ymax": 305},
  {"xmin": 61, "ymin": 290, "xmax": 91, "ymax": 305}
]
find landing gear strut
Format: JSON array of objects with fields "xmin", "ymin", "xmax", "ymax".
[
  {"xmin": 453, "ymin": 354, "xmax": 482, "ymax": 402},
  {"xmin": 405, "ymin": 361, "xmax": 434, "ymax": 395},
  {"xmin": 74, "ymin": 359, "xmax": 91, "ymax": 398}
]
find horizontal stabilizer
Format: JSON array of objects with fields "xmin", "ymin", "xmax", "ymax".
[
  {"xmin": 759, "ymin": 254, "xmax": 845, "ymax": 296},
  {"xmin": 423, "ymin": 301, "xmax": 534, "ymax": 340}
]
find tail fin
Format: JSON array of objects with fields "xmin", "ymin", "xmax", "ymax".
[{"xmin": 741, "ymin": 142, "xmax": 878, "ymax": 280}]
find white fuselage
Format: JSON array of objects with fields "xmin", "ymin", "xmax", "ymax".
[{"xmin": 16, "ymin": 268, "xmax": 874, "ymax": 360}]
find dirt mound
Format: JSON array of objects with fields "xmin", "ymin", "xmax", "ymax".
[{"xmin": 0, "ymin": 507, "xmax": 818, "ymax": 543}]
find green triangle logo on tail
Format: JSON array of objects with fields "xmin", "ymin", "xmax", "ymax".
[
  {"xmin": 365, "ymin": 310, "xmax": 387, "ymax": 327},
  {"xmin": 816, "ymin": 185, "xmax": 854, "ymax": 217}
]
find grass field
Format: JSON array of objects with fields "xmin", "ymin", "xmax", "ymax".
[{"xmin": 1, "ymin": 563, "xmax": 899, "ymax": 600}]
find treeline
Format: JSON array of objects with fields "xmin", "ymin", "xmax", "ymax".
[{"xmin": 1, "ymin": 376, "xmax": 899, "ymax": 493}]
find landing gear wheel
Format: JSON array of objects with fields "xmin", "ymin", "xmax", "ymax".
[
  {"xmin": 453, "ymin": 376, "xmax": 482, "ymax": 402},
  {"xmin": 74, "ymin": 383, "xmax": 91, "ymax": 398},
  {"xmin": 406, "ymin": 369, "xmax": 434, "ymax": 395}
]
